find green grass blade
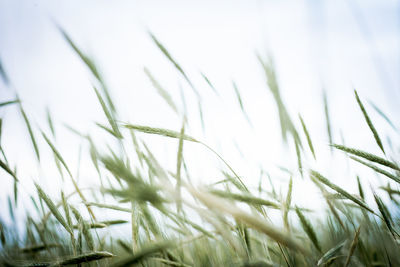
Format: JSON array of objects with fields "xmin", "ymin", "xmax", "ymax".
[
  {"xmin": 200, "ymin": 72, "xmax": 219, "ymax": 95},
  {"xmin": 310, "ymin": 170, "xmax": 374, "ymax": 213},
  {"xmin": 357, "ymin": 176, "xmax": 365, "ymax": 201},
  {"xmin": 46, "ymin": 107, "xmax": 56, "ymax": 137},
  {"xmin": 93, "ymin": 87, "xmax": 122, "ymax": 139},
  {"xmin": 257, "ymin": 54, "xmax": 301, "ymax": 145},
  {"xmin": 294, "ymin": 139, "xmax": 303, "ymax": 177},
  {"xmin": 53, "ymin": 251, "xmax": 114, "ymax": 266},
  {"xmin": 144, "ymin": 67, "xmax": 179, "ymax": 115},
  {"xmin": 61, "ymin": 191, "xmax": 76, "ymax": 253},
  {"xmin": 233, "ymin": 81, "xmax": 245, "ymax": 112},
  {"xmin": 59, "ymin": 27, "xmax": 101, "ymax": 82},
  {"xmin": 295, "ymin": 206, "xmax": 321, "ymax": 252},
  {"xmin": 369, "ymin": 101, "xmax": 397, "ymax": 131},
  {"xmin": 20, "ymin": 106, "xmax": 40, "ymax": 161},
  {"xmin": 176, "ymin": 122, "xmax": 185, "ymax": 212},
  {"xmin": 209, "ymin": 189, "xmax": 281, "ymax": 209},
  {"xmin": 317, "ymin": 240, "xmax": 346, "ymax": 266},
  {"xmin": 372, "ymin": 191, "xmax": 395, "ymax": 237},
  {"xmin": 350, "ymin": 156, "xmax": 400, "ymax": 184},
  {"xmin": 42, "ymin": 131, "xmax": 95, "ymax": 219},
  {"xmin": 148, "ymin": 32, "xmax": 199, "ymax": 97},
  {"xmin": 299, "ymin": 114, "xmax": 316, "ymax": 159},
  {"xmin": 41, "ymin": 131, "xmax": 72, "ymax": 177},
  {"xmin": 333, "ymin": 144, "xmax": 399, "ymax": 171},
  {"xmin": 71, "ymin": 206, "xmax": 95, "ymax": 251},
  {"xmin": 283, "ymin": 178, "xmax": 293, "ymax": 230},
  {"xmin": 123, "ymin": 124, "xmax": 198, "ymax": 142},
  {"xmin": 111, "ymin": 240, "xmax": 173, "ymax": 267},
  {"xmin": 0, "ymin": 158, "xmax": 18, "ymax": 181},
  {"xmin": 35, "ymin": 183, "xmax": 72, "ymax": 234},
  {"xmin": 189, "ymin": 187, "xmax": 309, "ymax": 255},
  {"xmin": 233, "ymin": 81, "xmax": 252, "ymax": 126},
  {"xmin": 344, "ymin": 226, "xmax": 361, "ymax": 267},
  {"xmin": 0, "ymin": 99, "xmax": 19, "ymax": 108},
  {"xmin": 85, "ymin": 202, "xmax": 131, "ymax": 213},
  {"xmin": 323, "ymin": 90, "xmax": 333, "ymax": 152},
  {"xmin": 355, "ymin": 90, "xmax": 385, "ymax": 154},
  {"xmin": 0, "ymin": 58, "xmax": 10, "ymax": 85}
]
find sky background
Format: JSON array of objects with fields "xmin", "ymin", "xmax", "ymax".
[{"xmin": 0, "ymin": 0, "xmax": 400, "ymax": 225}]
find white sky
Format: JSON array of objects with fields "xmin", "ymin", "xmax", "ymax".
[{"xmin": 0, "ymin": 0, "xmax": 400, "ymax": 225}]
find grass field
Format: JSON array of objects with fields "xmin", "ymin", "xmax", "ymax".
[{"xmin": 0, "ymin": 28, "xmax": 399, "ymax": 267}]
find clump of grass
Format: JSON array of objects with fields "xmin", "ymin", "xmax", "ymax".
[{"xmin": 1, "ymin": 26, "xmax": 400, "ymax": 267}]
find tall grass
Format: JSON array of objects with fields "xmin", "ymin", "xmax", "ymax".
[{"xmin": 0, "ymin": 29, "xmax": 399, "ymax": 267}]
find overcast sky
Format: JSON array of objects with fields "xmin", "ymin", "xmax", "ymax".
[{"xmin": 1, "ymin": 0, "xmax": 399, "ymax": 223}]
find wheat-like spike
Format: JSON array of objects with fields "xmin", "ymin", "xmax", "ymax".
[
  {"xmin": 35, "ymin": 183, "xmax": 72, "ymax": 235},
  {"xmin": 59, "ymin": 26, "xmax": 117, "ymax": 113},
  {"xmin": 332, "ymin": 144, "xmax": 399, "ymax": 171},
  {"xmin": 70, "ymin": 206, "xmax": 95, "ymax": 251},
  {"xmin": 354, "ymin": 90, "xmax": 385, "ymax": 154},
  {"xmin": 123, "ymin": 123, "xmax": 247, "ymax": 190},
  {"xmin": 61, "ymin": 192, "xmax": 72, "ymax": 229},
  {"xmin": 13, "ymin": 174, "xmax": 18, "ymax": 206},
  {"xmin": 93, "ymin": 86, "xmax": 122, "ymax": 139},
  {"xmin": 111, "ymin": 240, "xmax": 173, "ymax": 267},
  {"xmin": 356, "ymin": 176, "xmax": 365, "ymax": 201},
  {"xmin": 46, "ymin": 107, "xmax": 55, "ymax": 138},
  {"xmin": 0, "ymin": 158, "xmax": 18, "ymax": 181},
  {"xmin": 233, "ymin": 81, "xmax": 245, "ymax": 112},
  {"xmin": 257, "ymin": 54, "xmax": 301, "ymax": 146},
  {"xmin": 85, "ymin": 202, "xmax": 131, "ymax": 212},
  {"xmin": 0, "ymin": 58, "xmax": 9, "ymax": 85},
  {"xmin": 123, "ymin": 124, "xmax": 198, "ymax": 142},
  {"xmin": 350, "ymin": 156, "xmax": 400, "ymax": 184},
  {"xmin": 59, "ymin": 27, "xmax": 101, "ymax": 82},
  {"xmin": 61, "ymin": 192, "xmax": 76, "ymax": 254},
  {"xmin": 372, "ymin": 191, "xmax": 395, "ymax": 237},
  {"xmin": 176, "ymin": 121, "xmax": 185, "ymax": 212},
  {"xmin": 299, "ymin": 114, "xmax": 316, "ymax": 159},
  {"xmin": 20, "ymin": 105, "xmax": 40, "ymax": 161},
  {"xmin": 50, "ymin": 251, "xmax": 114, "ymax": 266},
  {"xmin": 294, "ymin": 139, "xmax": 303, "ymax": 177},
  {"xmin": 188, "ymin": 186, "xmax": 309, "ymax": 255},
  {"xmin": 310, "ymin": 170, "xmax": 374, "ymax": 214},
  {"xmin": 344, "ymin": 226, "xmax": 361, "ymax": 267},
  {"xmin": 19, "ymin": 243, "xmax": 60, "ymax": 254},
  {"xmin": 209, "ymin": 189, "xmax": 281, "ymax": 209},
  {"xmin": 0, "ymin": 118, "xmax": 3, "ymax": 144},
  {"xmin": 379, "ymin": 186, "xmax": 400, "ymax": 195},
  {"xmin": 198, "ymin": 100, "xmax": 205, "ymax": 131},
  {"xmin": 200, "ymin": 72, "xmax": 219, "ymax": 96},
  {"xmin": 42, "ymin": 131, "xmax": 95, "ymax": 219},
  {"xmin": 148, "ymin": 31, "xmax": 199, "ymax": 98},
  {"xmin": 41, "ymin": 131, "xmax": 72, "ymax": 176},
  {"xmin": 295, "ymin": 206, "xmax": 321, "ymax": 252},
  {"xmin": 317, "ymin": 240, "xmax": 346, "ymax": 266},
  {"xmin": 283, "ymin": 178, "xmax": 293, "ymax": 231},
  {"xmin": 144, "ymin": 67, "xmax": 179, "ymax": 114},
  {"xmin": 368, "ymin": 101, "xmax": 398, "ymax": 131},
  {"xmin": 72, "ymin": 220, "xmax": 127, "ymax": 229},
  {"xmin": 323, "ymin": 90, "xmax": 333, "ymax": 152}
]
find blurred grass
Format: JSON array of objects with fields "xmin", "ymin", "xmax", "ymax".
[{"xmin": 0, "ymin": 29, "xmax": 399, "ymax": 267}]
